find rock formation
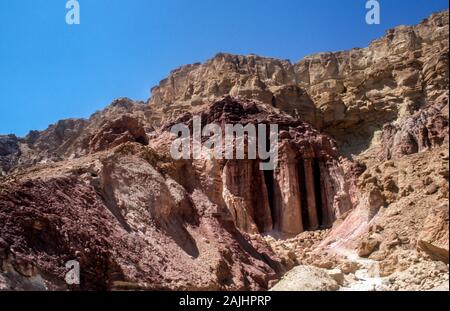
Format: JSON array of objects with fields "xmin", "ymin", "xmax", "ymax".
[
  {"xmin": 164, "ymin": 97, "xmax": 352, "ymax": 238},
  {"xmin": 0, "ymin": 135, "xmax": 20, "ymax": 176},
  {"xmin": 0, "ymin": 10, "xmax": 448, "ymax": 291},
  {"xmin": 0, "ymin": 142, "xmax": 283, "ymax": 290},
  {"xmin": 148, "ymin": 10, "xmax": 448, "ymax": 156}
]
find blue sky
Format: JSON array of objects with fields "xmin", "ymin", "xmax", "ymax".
[{"xmin": 0, "ymin": 0, "xmax": 448, "ymax": 136}]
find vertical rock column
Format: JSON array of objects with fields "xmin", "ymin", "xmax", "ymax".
[
  {"xmin": 222, "ymin": 160, "xmax": 273, "ymax": 234},
  {"xmin": 222, "ymin": 160, "xmax": 258, "ymax": 233},
  {"xmin": 252, "ymin": 161, "xmax": 274, "ymax": 233},
  {"xmin": 272, "ymin": 142, "xmax": 304, "ymax": 236},
  {"xmin": 303, "ymin": 157, "xmax": 320, "ymax": 231},
  {"xmin": 318, "ymin": 161, "xmax": 333, "ymax": 227}
]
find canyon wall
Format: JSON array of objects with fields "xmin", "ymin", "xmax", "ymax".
[
  {"xmin": 163, "ymin": 97, "xmax": 352, "ymax": 238},
  {"xmin": 0, "ymin": 10, "xmax": 448, "ymax": 290},
  {"xmin": 148, "ymin": 10, "xmax": 448, "ymax": 155}
]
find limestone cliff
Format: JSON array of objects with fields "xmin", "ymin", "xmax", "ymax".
[{"xmin": 148, "ymin": 10, "xmax": 448, "ymax": 156}]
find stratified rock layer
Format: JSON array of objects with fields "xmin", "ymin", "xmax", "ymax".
[
  {"xmin": 0, "ymin": 142, "xmax": 283, "ymax": 290},
  {"xmin": 0, "ymin": 10, "xmax": 448, "ymax": 291},
  {"xmin": 164, "ymin": 97, "xmax": 352, "ymax": 237},
  {"xmin": 148, "ymin": 10, "xmax": 449, "ymax": 155}
]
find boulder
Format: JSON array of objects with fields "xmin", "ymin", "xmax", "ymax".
[
  {"xmin": 417, "ymin": 204, "xmax": 449, "ymax": 263},
  {"xmin": 326, "ymin": 268, "xmax": 345, "ymax": 286},
  {"xmin": 270, "ymin": 265, "xmax": 339, "ymax": 291}
]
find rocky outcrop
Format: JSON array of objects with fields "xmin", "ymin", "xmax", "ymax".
[
  {"xmin": 165, "ymin": 96, "xmax": 352, "ymax": 238},
  {"xmin": 417, "ymin": 204, "xmax": 449, "ymax": 263},
  {"xmin": 0, "ymin": 95, "xmax": 354, "ymax": 289},
  {"xmin": 222, "ymin": 159, "xmax": 272, "ymax": 234},
  {"xmin": 0, "ymin": 135, "xmax": 20, "ymax": 176},
  {"xmin": 0, "ymin": 98, "xmax": 154, "ymax": 174},
  {"xmin": 0, "ymin": 10, "xmax": 448, "ymax": 291},
  {"xmin": 148, "ymin": 11, "xmax": 449, "ymax": 155},
  {"xmin": 2, "ymin": 12, "xmax": 448, "ymax": 172},
  {"xmin": 270, "ymin": 265, "xmax": 339, "ymax": 291},
  {"xmin": 381, "ymin": 95, "xmax": 448, "ymax": 160},
  {"xmin": 19, "ymin": 118, "xmax": 88, "ymax": 167},
  {"xmin": 0, "ymin": 143, "xmax": 282, "ymax": 290},
  {"xmin": 88, "ymin": 115, "xmax": 149, "ymax": 152}
]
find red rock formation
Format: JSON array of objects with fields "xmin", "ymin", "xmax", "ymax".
[
  {"xmin": 0, "ymin": 135, "xmax": 20, "ymax": 176},
  {"xmin": 89, "ymin": 115, "xmax": 149, "ymax": 152},
  {"xmin": 417, "ymin": 204, "xmax": 449, "ymax": 263},
  {"xmin": 303, "ymin": 157, "xmax": 319, "ymax": 230},
  {"xmin": 168, "ymin": 96, "xmax": 352, "ymax": 238},
  {"xmin": 271, "ymin": 142, "xmax": 304, "ymax": 236},
  {"xmin": 381, "ymin": 98, "xmax": 449, "ymax": 160},
  {"xmin": 222, "ymin": 160, "xmax": 273, "ymax": 234},
  {"xmin": 0, "ymin": 146, "xmax": 283, "ymax": 290},
  {"xmin": 0, "ymin": 10, "xmax": 447, "ymax": 291}
]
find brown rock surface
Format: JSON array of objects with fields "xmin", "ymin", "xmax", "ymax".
[
  {"xmin": 159, "ymin": 96, "xmax": 352, "ymax": 238},
  {"xmin": 417, "ymin": 204, "xmax": 449, "ymax": 263},
  {"xmin": 270, "ymin": 265, "xmax": 339, "ymax": 291},
  {"xmin": 147, "ymin": 11, "xmax": 448, "ymax": 156},
  {"xmin": 0, "ymin": 10, "xmax": 448, "ymax": 291},
  {"xmin": 0, "ymin": 143, "xmax": 282, "ymax": 290},
  {"xmin": 0, "ymin": 135, "xmax": 20, "ymax": 176}
]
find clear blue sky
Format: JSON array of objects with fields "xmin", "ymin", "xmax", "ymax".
[{"xmin": 0, "ymin": 0, "xmax": 448, "ymax": 136}]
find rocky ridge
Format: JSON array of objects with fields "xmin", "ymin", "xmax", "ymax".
[{"xmin": 148, "ymin": 10, "xmax": 449, "ymax": 156}]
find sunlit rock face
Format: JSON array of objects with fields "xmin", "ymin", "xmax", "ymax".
[
  {"xmin": 0, "ymin": 10, "xmax": 448, "ymax": 291},
  {"xmin": 148, "ymin": 11, "xmax": 448, "ymax": 156},
  {"xmin": 166, "ymin": 96, "xmax": 353, "ymax": 238},
  {"xmin": 0, "ymin": 95, "xmax": 355, "ymax": 290},
  {"xmin": 380, "ymin": 96, "xmax": 448, "ymax": 160}
]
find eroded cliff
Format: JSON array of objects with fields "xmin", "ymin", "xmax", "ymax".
[{"xmin": 0, "ymin": 10, "xmax": 448, "ymax": 291}]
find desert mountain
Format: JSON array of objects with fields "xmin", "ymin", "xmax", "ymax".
[{"xmin": 0, "ymin": 10, "xmax": 448, "ymax": 291}]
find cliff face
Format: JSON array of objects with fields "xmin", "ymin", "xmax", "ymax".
[
  {"xmin": 162, "ymin": 97, "xmax": 352, "ymax": 238},
  {"xmin": 149, "ymin": 10, "xmax": 448, "ymax": 155},
  {"xmin": 0, "ymin": 11, "xmax": 448, "ymax": 291},
  {"xmin": 0, "ymin": 97, "xmax": 350, "ymax": 290},
  {"xmin": 1, "ymin": 11, "xmax": 447, "ymax": 175},
  {"xmin": 0, "ymin": 135, "xmax": 20, "ymax": 176}
]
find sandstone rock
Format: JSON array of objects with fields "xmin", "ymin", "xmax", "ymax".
[
  {"xmin": 417, "ymin": 204, "xmax": 449, "ymax": 263},
  {"xmin": 169, "ymin": 96, "xmax": 352, "ymax": 237},
  {"xmin": 327, "ymin": 268, "xmax": 345, "ymax": 286},
  {"xmin": 381, "ymin": 99, "xmax": 449, "ymax": 161},
  {"xmin": 0, "ymin": 10, "xmax": 448, "ymax": 292},
  {"xmin": 0, "ymin": 147, "xmax": 282, "ymax": 290},
  {"xmin": 270, "ymin": 265, "xmax": 339, "ymax": 291},
  {"xmin": 429, "ymin": 282, "xmax": 450, "ymax": 291},
  {"xmin": 313, "ymin": 259, "xmax": 335, "ymax": 270},
  {"xmin": 358, "ymin": 238, "xmax": 381, "ymax": 258},
  {"xmin": 89, "ymin": 115, "xmax": 149, "ymax": 152},
  {"xmin": 425, "ymin": 184, "xmax": 438, "ymax": 195},
  {"xmin": 0, "ymin": 11, "xmax": 447, "ymax": 172},
  {"xmin": 340, "ymin": 261, "xmax": 361, "ymax": 274},
  {"xmin": 378, "ymin": 255, "xmax": 400, "ymax": 277},
  {"xmin": 146, "ymin": 11, "xmax": 449, "ymax": 157},
  {"xmin": 222, "ymin": 159, "xmax": 272, "ymax": 234},
  {"xmin": 0, "ymin": 135, "xmax": 20, "ymax": 176}
]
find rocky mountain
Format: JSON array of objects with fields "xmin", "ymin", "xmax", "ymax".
[
  {"xmin": 0, "ymin": 10, "xmax": 448, "ymax": 291},
  {"xmin": 148, "ymin": 9, "xmax": 448, "ymax": 156}
]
